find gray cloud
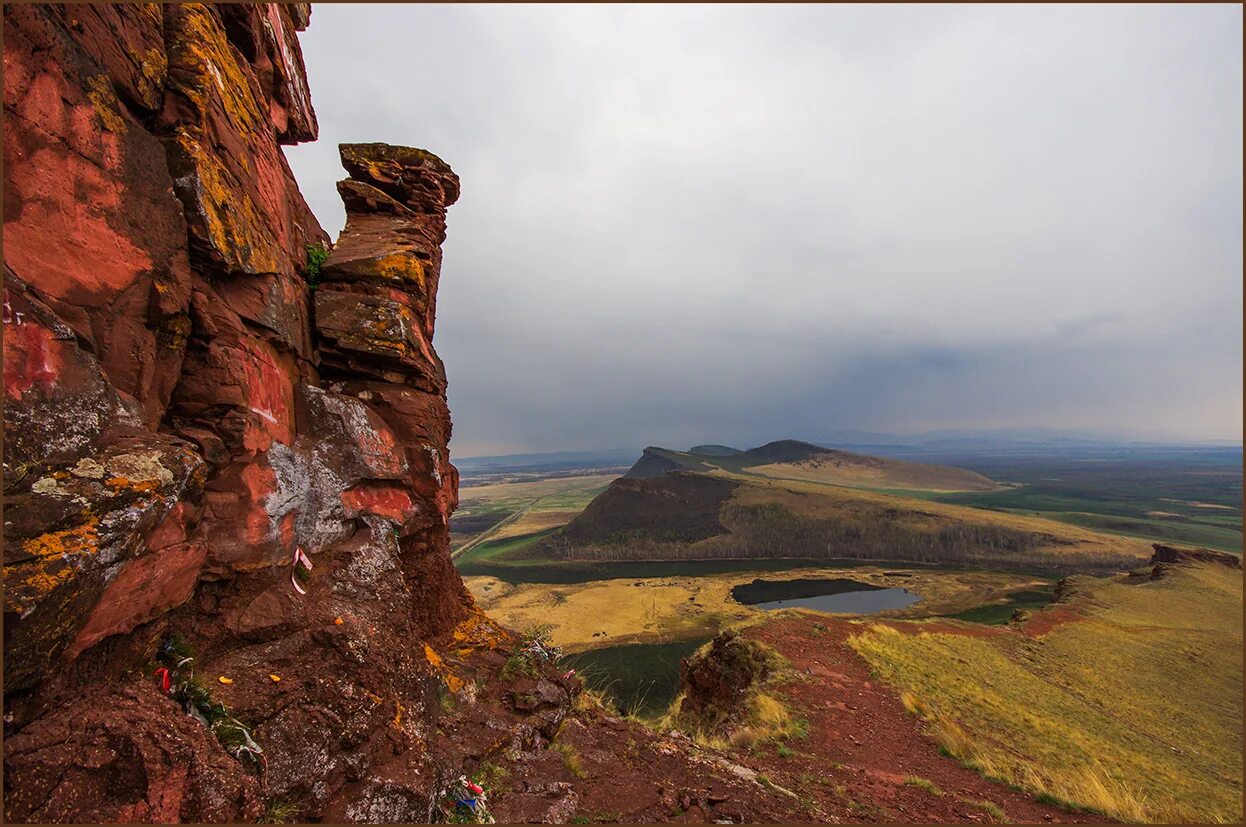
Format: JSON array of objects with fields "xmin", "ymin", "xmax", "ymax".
[{"xmin": 284, "ymin": 4, "xmax": 1243, "ymax": 456}]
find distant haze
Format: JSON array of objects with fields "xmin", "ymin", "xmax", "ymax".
[{"xmin": 286, "ymin": 4, "xmax": 1243, "ymax": 457}]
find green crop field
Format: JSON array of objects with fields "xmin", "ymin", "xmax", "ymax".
[{"xmin": 880, "ymin": 450, "xmax": 1244, "ymax": 553}]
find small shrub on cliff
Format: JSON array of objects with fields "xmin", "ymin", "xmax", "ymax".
[
  {"xmin": 500, "ymin": 624, "xmax": 560, "ymax": 680},
  {"xmin": 304, "ymin": 242, "xmax": 329, "ymax": 289}
]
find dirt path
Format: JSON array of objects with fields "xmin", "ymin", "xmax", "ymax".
[{"xmin": 728, "ymin": 614, "xmax": 1100, "ymax": 823}]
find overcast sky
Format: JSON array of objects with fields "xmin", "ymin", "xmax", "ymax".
[{"xmin": 285, "ymin": 4, "xmax": 1243, "ymax": 457}]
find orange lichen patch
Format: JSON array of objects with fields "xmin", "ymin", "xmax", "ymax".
[
  {"xmin": 21, "ymin": 517, "xmax": 100, "ymax": 560},
  {"xmin": 450, "ymin": 607, "xmax": 515, "ymax": 658},
  {"xmin": 166, "ymin": 5, "xmax": 265, "ymax": 133},
  {"xmin": 423, "ymin": 642, "xmax": 466, "ymax": 693},
  {"xmin": 368, "ymin": 252, "xmax": 426, "ymax": 287},
  {"xmin": 137, "ymin": 47, "xmax": 166, "ymax": 90},
  {"xmin": 5, "ymin": 564, "xmax": 75, "ymax": 611},
  {"xmin": 392, "ymin": 702, "xmax": 403, "ymax": 730},
  {"xmin": 6, "ymin": 516, "xmax": 102, "ymax": 611},
  {"xmin": 105, "ymin": 475, "xmax": 161, "ymax": 494},
  {"xmin": 85, "ymin": 75, "xmax": 126, "ymax": 133}
]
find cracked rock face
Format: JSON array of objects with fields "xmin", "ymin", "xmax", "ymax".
[{"xmin": 3, "ymin": 5, "xmax": 471, "ymax": 821}]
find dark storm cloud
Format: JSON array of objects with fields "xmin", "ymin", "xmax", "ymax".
[{"xmin": 285, "ymin": 4, "xmax": 1243, "ymax": 456}]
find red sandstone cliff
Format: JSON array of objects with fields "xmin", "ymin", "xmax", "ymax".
[
  {"xmin": 2, "ymin": 6, "xmax": 845, "ymax": 823},
  {"xmin": 2, "ymin": 4, "xmax": 486, "ymax": 820}
]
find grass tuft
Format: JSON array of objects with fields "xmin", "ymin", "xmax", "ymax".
[
  {"xmin": 552, "ymin": 741, "xmax": 586, "ymax": 779},
  {"xmin": 904, "ymin": 776, "xmax": 944, "ymax": 796},
  {"xmin": 258, "ymin": 799, "xmax": 302, "ymax": 824}
]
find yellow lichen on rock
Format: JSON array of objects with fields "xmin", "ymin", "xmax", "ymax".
[
  {"xmin": 169, "ymin": 130, "xmax": 283, "ymax": 275},
  {"xmin": 86, "ymin": 75, "xmax": 127, "ymax": 133}
]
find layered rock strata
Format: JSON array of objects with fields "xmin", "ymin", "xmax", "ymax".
[{"xmin": 3, "ymin": 4, "xmax": 478, "ymax": 820}]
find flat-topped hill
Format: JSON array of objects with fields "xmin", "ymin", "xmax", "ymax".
[
  {"xmin": 542, "ymin": 471, "xmax": 1150, "ymax": 573},
  {"xmin": 624, "ymin": 439, "xmax": 1000, "ymax": 493}
]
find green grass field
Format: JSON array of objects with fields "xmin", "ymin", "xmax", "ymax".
[
  {"xmin": 561, "ymin": 637, "xmax": 711, "ymax": 718},
  {"xmin": 937, "ymin": 587, "xmax": 1053, "ymax": 625},
  {"xmin": 454, "ymin": 529, "xmax": 559, "ymax": 567}
]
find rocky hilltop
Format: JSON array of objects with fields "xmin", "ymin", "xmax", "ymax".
[{"xmin": 0, "ymin": 6, "xmax": 842, "ymax": 823}]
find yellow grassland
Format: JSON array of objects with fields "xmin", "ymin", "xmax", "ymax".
[
  {"xmin": 848, "ymin": 562, "xmax": 1243, "ymax": 822},
  {"xmin": 465, "ymin": 566, "xmax": 1053, "ymax": 652},
  {"xmin": 746, "ymin": 456, "xmax": 998, "ymax": 492},
  {"xmin": 727, "ymin": 476, "xmax": 1153, "ymax": 563}
]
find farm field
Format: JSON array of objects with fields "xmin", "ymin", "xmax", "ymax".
[
  {"xmin": 907, "ymin": 448, "xmax": 1243, "ymax": 552},
  {"xmin": 450, "ymin": 473, "xmax": 614, "ymax": 562}
]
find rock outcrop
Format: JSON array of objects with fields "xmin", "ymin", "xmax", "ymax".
[
  {"xmin": 2, "ymin": 4, "xmax": 489, "ymax": 821},
  {"xmin": 1149, "ymin": 543, "xmax": 1242, "ymax": 577}
]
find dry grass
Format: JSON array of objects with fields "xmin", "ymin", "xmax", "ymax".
[
  {"xmin": 747, "ymin": 455, "xmax": 998, "ymax": 492},
  {"xmin": 552, "ymin": 740, "xmax": 587, "ymax": 779},
  {"xmin": 466, "ymin": 566, "xmax": 1050, "ymax": 652},
  {"xmin": 904, "ymin": 776, "xmax": 945, "ymax": 796},
  {"xmin": 730, "ymin": 477, "xmax": 1153, "ymax": 566},
  {"xmin": 848, "ymin": 562, "xmax": 1243, "ymax": 823},
  {"xmin": 571, "ymin": 686, "xmax": 614, "ymax": 716}
]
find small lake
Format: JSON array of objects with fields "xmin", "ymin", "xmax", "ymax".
[{"xmin": 732, "ymin": 577, "xmax": 922, "ymax": 613}]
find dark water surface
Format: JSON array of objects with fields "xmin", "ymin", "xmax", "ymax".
[{"xmin": 732, "ymin": 577, "xmax": 922, "ymax": 613}]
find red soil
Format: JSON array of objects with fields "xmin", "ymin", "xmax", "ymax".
[{"xmin": 730, "ymin": 615, "xmax": 1102, "ymax": 823}]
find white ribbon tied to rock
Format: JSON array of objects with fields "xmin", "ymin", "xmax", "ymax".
[{"xmin": 291, "ymin": 546, "xmax": 314, "ymax": 595}]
